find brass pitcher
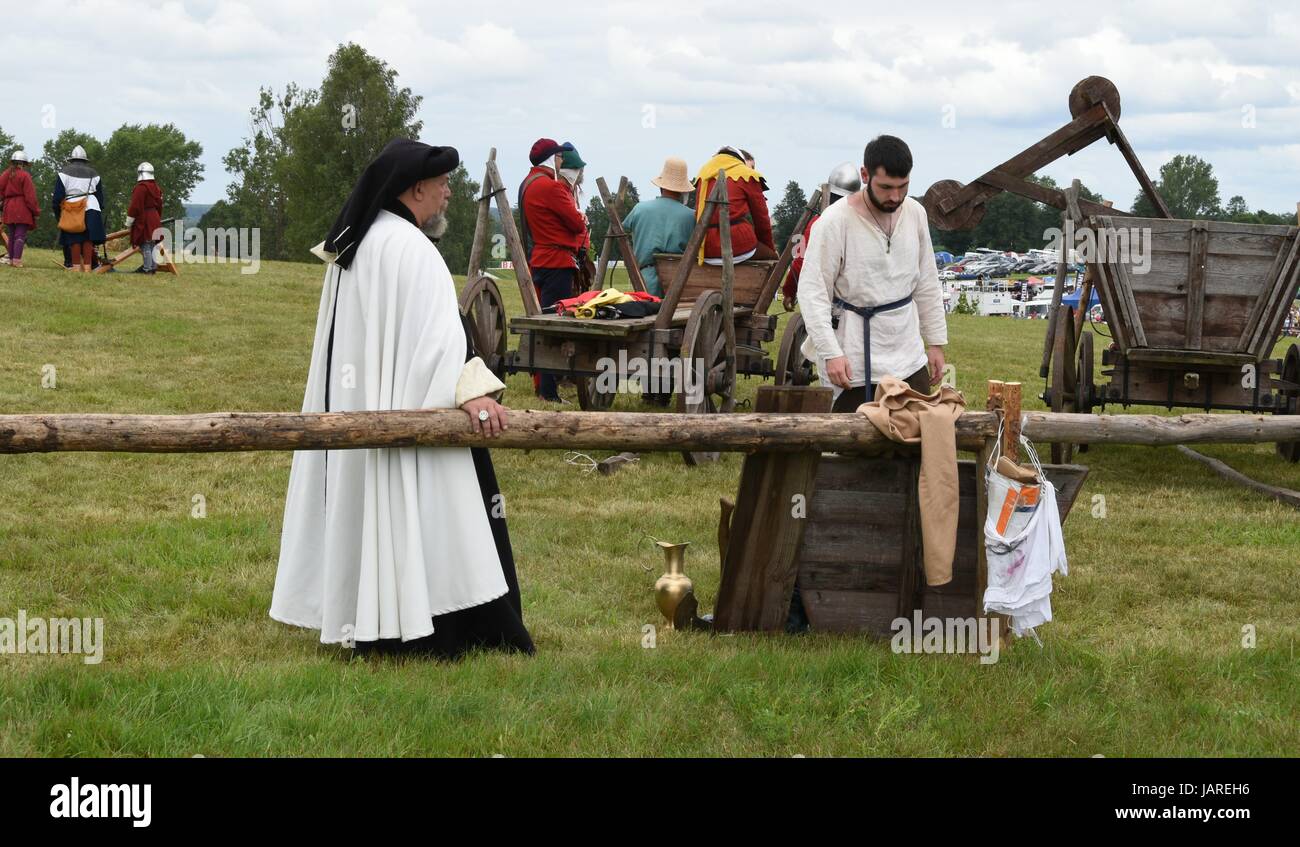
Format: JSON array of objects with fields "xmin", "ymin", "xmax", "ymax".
[{"xmin": 653, "ymin": 541, "xmax": 693, "ymax": 628}]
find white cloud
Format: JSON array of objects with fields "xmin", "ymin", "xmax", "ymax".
[{"xmin": 3, "ymin": 0, "xmax": 1297, "ymax": 213}]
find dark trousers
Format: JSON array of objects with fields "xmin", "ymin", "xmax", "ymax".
[
  {"xmin": 829, "ymin": 365, "xmax": 933, "ymax": 413},
  {"xmin": 531, "ymin": 266, "xmax": 576, "ymax": 399}
]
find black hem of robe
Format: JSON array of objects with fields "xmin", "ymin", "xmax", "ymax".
[{"xmin": 351, "ymin": 448, "xmax": 535, "ymax": 661}]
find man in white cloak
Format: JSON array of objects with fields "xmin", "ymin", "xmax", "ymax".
[{"xmin": 271, "ymin": 139, "xmax": 535, "ymax": 660}]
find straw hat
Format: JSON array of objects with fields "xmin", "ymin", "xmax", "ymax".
[{"xmin": 651, "ymin": 157, "xmax": 693, "ymax": 194}]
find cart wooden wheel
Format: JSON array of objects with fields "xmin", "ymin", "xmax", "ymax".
[
  {"xmin": 1049, "ymin": 305, "xmax": 1079, "ymax": 464},
  {"xmin": 1276, "ymin": 343, "xmax": 1300, "ymax": 463},
  {"xmin": 677, "ymin": 290, "xmax": 736, "ymax": 466},
  {"xmin": 775, "ymin": 313, "xmax": 817, "ymax": 386},
  {"xmin": 576, "ymin": 377, "xmax": 617, "ymax": 411},
  {"xmin": 458, "ymin": 273, "xmax": 508, "ymax": 379}
]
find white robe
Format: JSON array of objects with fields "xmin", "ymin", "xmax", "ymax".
[{"xmin": 271, "ymin": 209, "xmax": 509, "ymax": 644}]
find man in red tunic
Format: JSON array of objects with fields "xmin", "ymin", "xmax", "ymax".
[
  {"xmin": 693, "ymin": 146, "xmax": 776, "ymax": 264},
  {"xmin": 126, "ymin": 162, "xmax": 164, "ymax": 274},
  {"xmin": 0, "ymin": 150, "xmax": 40, "ymax": 268},
  {"xmin": 519, "ymin": 138, "xmax": 589, "ymax": 402}
]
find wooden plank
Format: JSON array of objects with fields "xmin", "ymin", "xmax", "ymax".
[
  {"xmin": 1106, "ymin": 113, "xmax": 1171, "ymax": 217},
  {"xmin": 753, "ymin": 385, "xmax": 833, "ymax": 414},
  {"xmin": 940, "ymin": 103, "xmax": 1111, "ymax": 214},
  {"xmin": 801, "ymin": 589, "xmax": 899, "ymax": 636},
  {"xmin": 977, "ymin": 170, "xmax": 1127, "ymax": 219},
  {"xmin": 486, "ymin": 157, "xmax": 541, "ymax": 316},
  {"xmin": 714, "ymin": 447, "xmax": 823, "ymax": 632},
  {"xmin": 755, "ymin": 187, "xmax": 821, "ymax": 314},
  {"xmin": 1124, "ymin": 348, "xmax": 1258, "ymax": 367},
  {"xmin": 1109, "ymin": 258, "xmax": 1149, "ymax": 347},
  {"xmin": 465, "ymin": 149, "xmax": 495, "ymax": 279},
  {"xmin": 593, "ymin": 176, "xmax": 627, "ymax": 290},
  {"xmin": 1234, "ymin": 229, "xmax": 1297, "ymax": 353},
  {"xmin": 1185, "ymin": 220, "xmax": 1209, "ymax": 348},
  {"xmin": 1245, "ymin": 229, "xmax": 1300, "ymax": 357}
]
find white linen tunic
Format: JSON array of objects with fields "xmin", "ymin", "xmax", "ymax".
[{"xmin": 797, "ymin": 196, "xmax": 948, "ymax": 399}]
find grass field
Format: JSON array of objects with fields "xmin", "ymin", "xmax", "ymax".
[{"xmin": 0, "ymin": 246, "xmax": 1296, "ymax": 757}]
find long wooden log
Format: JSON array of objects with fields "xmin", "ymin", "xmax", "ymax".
[{"xmin": 0, "ymin": 410, "xmax": 1297, "ymax": 455}]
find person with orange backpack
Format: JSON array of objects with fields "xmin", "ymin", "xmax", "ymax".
[{"xmin": 53, "ymin": 146, "xmax": 107, "ymax": 273}]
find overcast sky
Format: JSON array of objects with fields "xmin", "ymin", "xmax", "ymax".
[{"xmin": 6, "ymin": 0, "xmax": 1299, "ymax": 215}]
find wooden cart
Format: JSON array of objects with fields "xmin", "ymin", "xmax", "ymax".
[
  {"xmin": 919, "ymin": 75, "xmax": 1300, "ymax": 463},
  {"xmin": 458, "ymin": 149, "xmax": 802, "ymax": 464},
  {"xmin": 1045, "ymin": 214, "xmax": 1300, "ymax": 463}
]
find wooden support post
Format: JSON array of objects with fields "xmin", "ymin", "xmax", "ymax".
[
  {"xmin": 716, "ymin": 169, "xmax": 737, "ymax": 385},
  {"xmin": 94, "ymin": 245, "xmax": 140, "ymax": 273},
  {"xmin": 1003, "ymin": 382, "xmax": 1022, "ymax": 462},
  {"xmin": 593, "ymin": 176, "xmax": 628, "ymax": 290},
  {"xmin": 155, "ymin": 242, "xmax": 179, "ymax": 275},
  {"xmin": 595, "ymin": 176, "xmax": 647, "ymax": 294},
  {"xmin": 755, "ymin": 186, "xmax": 822, "ymax": 315},
  {"xmin": 1040, "ymin": 194, "xmax": 1078, "ymax": 378},
  {"xmin": 484, "ymin": 151, "xmax": 540, "ymax": 316},
  {"xmin": 465, "ymin": 150, "xmax": 495, "ymax": 282},
  {"xmin": 655, "ymin": 173, "xmax": 729, "ymax": 330}
]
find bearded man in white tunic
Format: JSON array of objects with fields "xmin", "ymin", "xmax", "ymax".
[
  {"xmin": 271, "ymin": 139, "xmax": 534, "ymax": 660},
  {"xmin": 797, "ymin": 134, "xmax": 949, "ymax": 413}
]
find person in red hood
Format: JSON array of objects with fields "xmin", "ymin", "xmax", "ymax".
[
  {"xmin": 0, "ymin": 150, "xmax": 40, "ymax": 268},
  {"xmin": 519, "ymin": 137, "xmax": 589, "ymax": 402},
  {"xmin": 126, "ymin": 162, "xmax": 164, "ymax": 274}
]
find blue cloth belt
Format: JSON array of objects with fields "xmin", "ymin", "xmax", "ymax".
[{"xmin": 833, "ymin": 293, "xmax": 913, "ymax": 397}]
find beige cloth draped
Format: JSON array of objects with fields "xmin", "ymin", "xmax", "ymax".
[{"xmin": 857, "ymin": 376, "xmax": 966, "ymax": 586}]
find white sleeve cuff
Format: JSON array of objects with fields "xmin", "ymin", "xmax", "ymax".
[{"xmin": 455, "ymin": 357, "xmax": 507, "ymax": 407}]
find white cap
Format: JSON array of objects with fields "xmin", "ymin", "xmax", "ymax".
[{"xmin": 10, "ymin": 149, "xmax": 28, "ymax": 163}]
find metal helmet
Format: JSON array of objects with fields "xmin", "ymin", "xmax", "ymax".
[
  {"xmin": 68, "ymin": 145, "xmax": 88, "ymax": 162},
  {"xmin": 826, "ymin": 161, "xmax": 862, "ymax": 198},
  {"xmin": 138, "ymin": 162, "xmax": 155, "ymax": 181},
  {"xmin": 10, "ymin": 149, "xmax": 28, "ymax": 164}
]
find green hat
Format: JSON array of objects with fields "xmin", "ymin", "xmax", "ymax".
[{"xmin": 560, "ymin": 145, "xmax": 586, "ymax": 170}]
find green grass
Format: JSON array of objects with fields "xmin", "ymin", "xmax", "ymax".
[{"xmin": 0, "ymin": 247, "xmax": 1296, "ymax": 757}]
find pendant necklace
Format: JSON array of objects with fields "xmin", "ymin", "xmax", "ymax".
[{"xmin": 863, "ymin": 189, "xmax": 895, "ymax": 253}]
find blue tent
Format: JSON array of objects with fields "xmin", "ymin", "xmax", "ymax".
[
  {"xmin": 934, "ymin": 251, "xmax": 954, "ymax": 266},
  {"xmin": 1062, "ymin": 288, "xmax": 1101, "ymax": 309}
]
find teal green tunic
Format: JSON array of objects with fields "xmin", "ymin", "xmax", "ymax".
[{"xmin": 622, "ymin": 196, "xmax": 696, "ymax": 296}]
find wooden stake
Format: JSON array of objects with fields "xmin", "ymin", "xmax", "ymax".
[
  {"xmin": 595, "ymin": 176, "xmax": 647, "ymax": 293},
  {"xmin": 1003, "ymin": 382, "xmax": 1022, "ymax": 462}
]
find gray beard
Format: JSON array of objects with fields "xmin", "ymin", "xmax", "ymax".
[{"xmin": 421, "ymin": 213, "xmax": 448, "ymax": 241}]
